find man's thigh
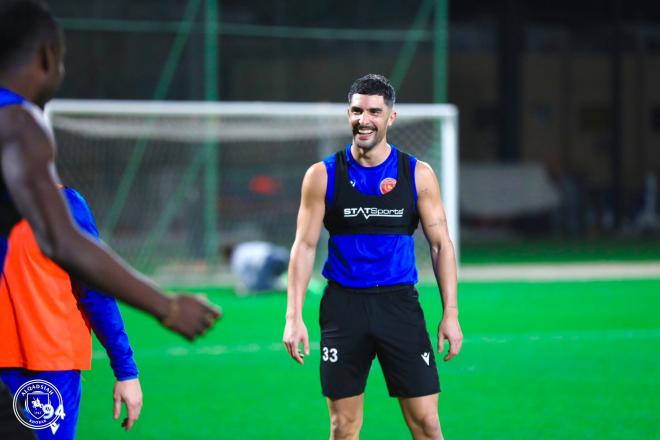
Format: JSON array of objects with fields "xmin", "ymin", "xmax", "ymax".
[
  {"xmin": 371, "ymin": 287, "xmax": 440, "ymax": 398},
  {"xmin": 320, "ymin": 286, "xmax": 375, "ymax": 400},
  {"xmin": 398, "ymin": 393, "xmax": 440, "ymax": 420},
  {"xmin": 398, "ymin": 394, "xmax": 442, "ymax": 438},
  {"xmin": 327, "ymin": 394, "xmax": 365, "ymax": 427}
]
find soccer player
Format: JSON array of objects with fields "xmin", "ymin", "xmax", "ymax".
[
  {"xmin": 1, "ymin": 186, "xmax": 143, "ymax": 439},
  {"xmin": 0, "ymin": 1, "xmax": 219, "ymax": 435},
  {"xmin": 0, "ymin": 1, "xmax": 219, "ymax": 345},
  {"xmin": 283, "ymin": 74, "xmax": 463, "ymax": 440}
]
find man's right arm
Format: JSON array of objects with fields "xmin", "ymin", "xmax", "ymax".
[
  {"xmin": 283, "ymin": 162, "xmax": 326, "ymax": 364},
  {"xmin": 0, "ymin": 107, "xmax": 219, "ymax": 340}
]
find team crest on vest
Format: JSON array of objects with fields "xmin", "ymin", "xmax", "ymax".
[{"xmin": 380, "ymin": 177, "xmax": 397, "ymax": 195}]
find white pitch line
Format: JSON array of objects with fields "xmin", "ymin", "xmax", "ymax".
[
  {"xmin": 459, "ymin": 262, "xmax": 660, "ymax": 281},
  {"xmin": 91, "ymin": 328, "xmax": 660, "ymax": 360}
]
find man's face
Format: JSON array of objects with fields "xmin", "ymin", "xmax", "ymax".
[{"xmin": 348, "ymin": 94, "xmax": 396, "ymax": 150}]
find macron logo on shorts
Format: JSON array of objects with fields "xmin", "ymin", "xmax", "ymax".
[
  {"xmin": 343, "ymin": 207, "xmax": 404, "ymax": 220},
  {"xmin": 421, "ymin": 352, "xmax": 430, "ymax": 366}
]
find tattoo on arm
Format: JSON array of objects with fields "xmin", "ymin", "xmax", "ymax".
[{"xmin": 425, "ymin": 217, "xmax": 445, "ymax": 228}]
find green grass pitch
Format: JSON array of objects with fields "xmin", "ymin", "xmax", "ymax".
[{"xmin": 77, "ymin": 279, "xmax": 660, "ymax": 439}]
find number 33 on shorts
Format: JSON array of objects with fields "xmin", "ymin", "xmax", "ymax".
[{"xmin": 322, "ymin": 347, "xmax": 338, "ymax": 363}]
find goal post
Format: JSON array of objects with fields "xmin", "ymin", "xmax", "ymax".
[{"xmin": 45, "ymin": 100, "xmax": 459, "ymax": 281}]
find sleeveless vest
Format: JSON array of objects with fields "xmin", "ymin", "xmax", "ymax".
[{"xmin": 324, "ymin": 149, "xmax": 419, "ymax": 236}]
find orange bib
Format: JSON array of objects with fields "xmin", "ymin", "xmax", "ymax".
[{"xmin": 0, "ymin": 220, "xmax": 92, "ymax": 371}]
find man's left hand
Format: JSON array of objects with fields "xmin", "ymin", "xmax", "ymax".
[
  {"xmin": 113, "ymin": 378, "xmax": 143, "ymax": 431},
  {"xmin": 438, "ymin": 316, "xmax": 463, "ymax": 362}
]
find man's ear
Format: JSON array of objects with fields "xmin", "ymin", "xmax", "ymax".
[
  {"xmin": 387, "ymin": 110, "xmax": 397, "ymax": 127},
  {"xmin": 37, "ymin": 45, "xmax": 49, "ymax": 73},
  {"xmin": 38, "ymin": 42, "xmax": 58, "ymax": 74}
]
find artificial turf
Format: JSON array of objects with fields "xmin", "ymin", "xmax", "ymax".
[{"xmin": 77, "ymin": 279, "xmax": 660, "ymax": 439}]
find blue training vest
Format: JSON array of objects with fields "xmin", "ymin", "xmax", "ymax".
[{"xmin": 322, "ymin": 145, "xmax": 419, "ymax": 288}]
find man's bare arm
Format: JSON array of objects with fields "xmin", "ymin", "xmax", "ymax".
[
  {"xmin": 0, "ymin": 107, "xmax": 219, "ymax": 339},
  {"xmin": 283, "ymin": 162, "xmax": 326, "ymax": 364},
  {"xmin": 415, "ymin": 160, "xmax": 463, "ymax": 361},
  {"xmin": 286, "ymin": 162, "xmax": 326, "ymax": 318}
]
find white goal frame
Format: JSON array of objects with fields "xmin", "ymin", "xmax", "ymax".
[{"xmin": 45, "ymin": 100, "xmax": 460, "ymax": 258}]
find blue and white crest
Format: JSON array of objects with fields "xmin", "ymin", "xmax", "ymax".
[
  {"xmin": 25, "ymin": 390, "xmax": 50, "ymax": 420},
  {"xmin": 12, "ymin": 379, "xmax": 64, "ymax": 431}
]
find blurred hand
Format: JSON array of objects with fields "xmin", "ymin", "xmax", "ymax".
[
  {"xmin": 283, "ymin": 318, "xmax": 310, "ymax": 365},
  {"xmin": 113, "ymin": 378, "xmax": 142, "ymax": 432},
  {"xmin": 161, "ymin": 294, "xmax": 222, "ymax": 341},
  {"xmin": 438, "ymin": 316, "xmax": 463, "ymax": 362}
]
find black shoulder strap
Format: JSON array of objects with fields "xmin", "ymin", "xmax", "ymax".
[
  {"xmin": 328, "ymin": 150, "xmax": 347, "ymax": 209},
  {"xmin": 335, "ymin": 149, "xmax": 348, "ymax": 175},
  {"xmin": 397, "ymin": 150, "xmax": 414, "ymax": 188}
]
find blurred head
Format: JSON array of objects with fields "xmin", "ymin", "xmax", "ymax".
[
  {"xmin": 0, "ymin": 0, "xmax": 65, "ymax": 107},
  {"xmin": 221, "ymin": 242, "xmax": 237, "ymax": 262},
  {"xmin": 347, "ymin": 74, "xmax": 397, "ymax": 150}
]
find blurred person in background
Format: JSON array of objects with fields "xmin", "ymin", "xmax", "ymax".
[{"xmin": 224, "ymin": 241, "xmax": 289, "ymax": 295}]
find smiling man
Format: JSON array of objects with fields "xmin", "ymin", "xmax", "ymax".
[{"xmin": 283, "ymin": 74, "xmax": 463, "ymax": 440}]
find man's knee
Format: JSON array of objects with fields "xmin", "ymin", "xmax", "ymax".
[
  {"xmin": 406, "ymin": 411, "xmax": 442, "ymax": 440},
  {"xmin": 329, "ymin": 411, "xmax": 362, "ymax": 439},
  {"xmin": 417, "ymin": 413, "xmax": 442, "ymax": 439}
]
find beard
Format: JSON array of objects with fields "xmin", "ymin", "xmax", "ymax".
[{"xmin": 352, "ymin": 124, "xmax": 383, "ymax": 150}]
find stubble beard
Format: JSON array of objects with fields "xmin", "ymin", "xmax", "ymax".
[{"xmin": 353, "ymin": 125, "xmax": 384, "ymax": 152}]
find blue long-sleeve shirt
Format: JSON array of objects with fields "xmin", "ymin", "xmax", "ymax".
[{"xmin": 63, "ymin": 187, "xmax": 138, "ymax": 381}]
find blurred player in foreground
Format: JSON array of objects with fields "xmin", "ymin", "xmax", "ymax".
[
  {"xmin": 0, "ymin": 1, "xmax": 220, "ymax": 437},
  {"xmin": 283, "ymin": 74, "xmax": 462, "ymax": 440},
  {"xmin": 1, "ymin": 186, "xmax": 142, "ymax": 438}
]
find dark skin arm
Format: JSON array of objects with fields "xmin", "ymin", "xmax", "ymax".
[{"xmin": 0, "ymin": 106, "xmax": 220, "ymax": 340}]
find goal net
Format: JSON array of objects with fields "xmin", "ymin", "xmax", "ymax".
[{"xmin": 45, "ymin": 101, "xmax": 458, "ymax": 284}]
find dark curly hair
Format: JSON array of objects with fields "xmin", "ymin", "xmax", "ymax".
[
  {"xmin": 0, "ymin": 0, "xmax": 61, "ymax": 70},
  {"xmin": 347, "ymin": 74, "xmax": 396, "ymax": 107}
]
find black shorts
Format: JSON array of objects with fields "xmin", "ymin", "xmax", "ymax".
[{"xmin": 319, "ymin": 282, "xmax": 440, "ymax": 400}]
